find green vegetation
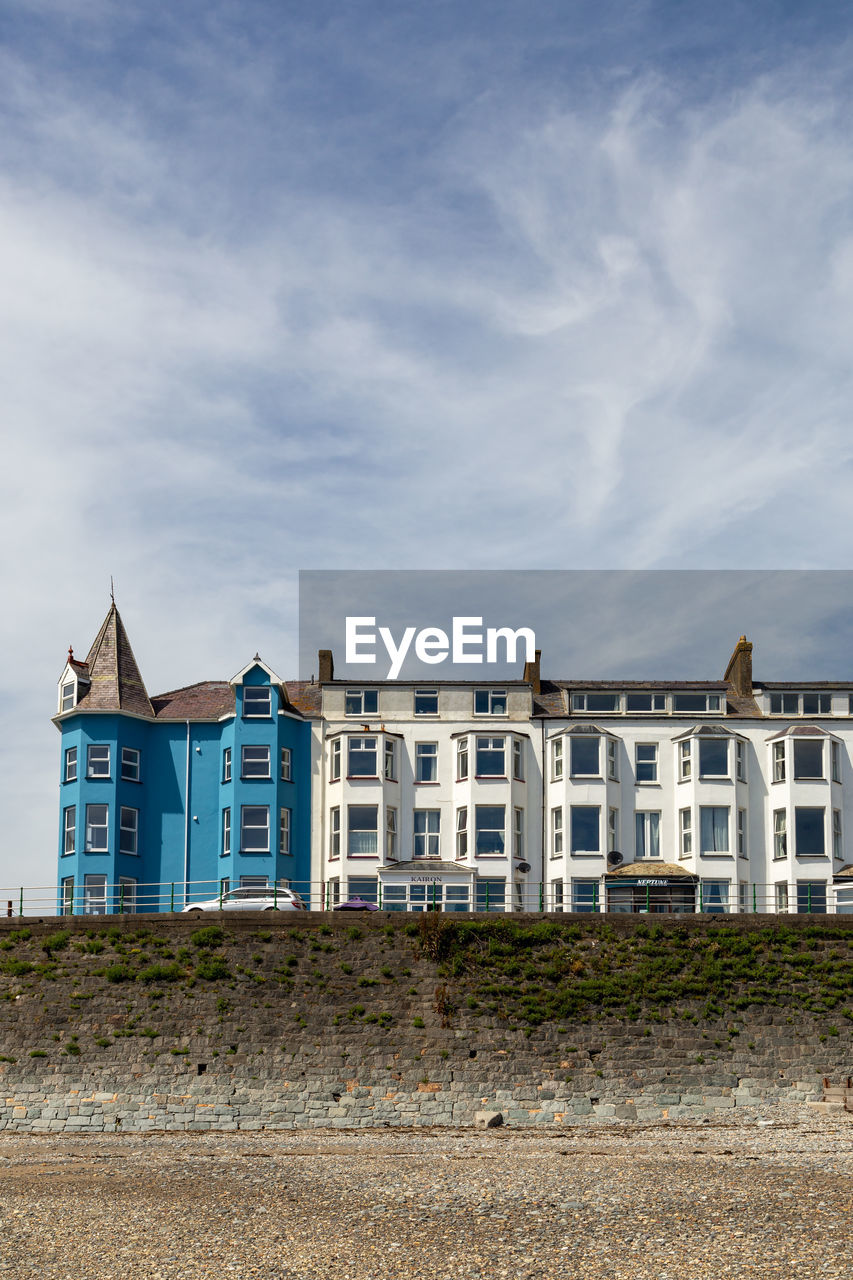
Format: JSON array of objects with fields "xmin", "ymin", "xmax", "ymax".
[
  {"xmin": 190, "ymin": 926, "xmax": 225, "ymax": 950},
  {"xmin": 196, "ymin": 955, "xmax": 230, "ymax": 981}
]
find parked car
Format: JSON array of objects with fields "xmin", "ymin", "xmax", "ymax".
[
  {"xmin": 333, "ymin": 896, "xmax": 379, "ymax": 912},
  {"xmin": 182, "ymin": 887, "xmax": 307, "ymax": 913}
]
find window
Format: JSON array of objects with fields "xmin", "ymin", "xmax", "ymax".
[
  {"xmin": 793, "ymin": 740, "xmax": 823, "ymax": 780},
  {"xmin": 699, "ymin": 738, "xmax": 728, "ymax": 778},
  {"xmin": 795, "ymin": 807, "xmax": 825, "ymax": 857},
  {"xmin": 770, "ymin": 693, "xmax": 798, "ymax": 714},
  {"xmin": 120, "ymin": 747, "xmax": 140, "ymax": 782},
  {"xmin": 446, "ymin": 885, "xmax": 470, "ymax": 913},
  {"xmin": 223, "ymin": 747, "xmax": 232, "ymax": 783},
  {"xmin": 118, "ymin": 877, "xmax": 137, "ymax": 914},
  {"xmin": 348, "ymin": 876, "xmax": 378, "ymax": 904},
  {"xmin": 607, "ymin": 739, "xmax": 618, "ymax": 781},
  {"xmin": 60, "ymin": 682, "xmax": 75, "ymax": 713},
  {"xmin": 279, "ymin": 807, "xmax": 291, "ymax": 855},
  {"xmin": 551, "ymin": 879, "xmax": 564, "ymax": 912},
  {"xmin": 241, "ymin": 745, "xmax": 271, "ymax": 778},
  {"xmin": 85, "ymin": 804, "xmax": 108, "ymax": 852},
  {"xmin": 345, "ymin": 689, "xmax": 378, "ymax": 716},
  {"xmin": 83, "ymin": 874, "xmax": 107, "ymax": 916},
  {"xmin": 456, "ymin": 737, "xmax": 468, "ymax": 781},
  {"xmin": 281, "ymin": 747, "xmax": 292, "ymax": 781},
  {"xmin": 61, "ymin": 877, "xmax": 74, "ymax": 916},
  {"xmin": 87, "ymin": 744, "xmax": 110, "ymax": 778},
  {"xmin": 737, "ymin": 808, "xmax": 747, "ymax": 858},
  {"xmin": 625, "ymin": 693, "xmax": 667, "ymax": 712},
  {"xmin": 797, "ymin": 881, "xmax": 827, "ymax": 914},
  {"xmin": 738, "ymin": 881, "xmax": 748, "ymax": 913},
  {"xmin": 699, "ymin": 806, "xmax": 729, "ymax": 854},
  {"xmin": 701, "ymin": 880, "xmax": 730, "ymax": 913},
  {"xmin": 415, "ymin": 742, "xmax": 438, "ymax": 782},
  {"xmin": 330, "ymin": 739, "xmax": 341, "ymax": 781},
  {"xmin": 414, "ymin": 809, "xmax": 440, "ymax": 858},
  {"xmin": 348, "ymin": 805, "xmax": 378, "ymax": 856},
  {"xmin": 513, "ymin": 808, "xmax": 524, "ymax": 859},
  {"xmin": 119, "ymin": 807, "xmax": 138, "ymax": 855},
  {"xmin": 570, "ymin": 735, "xmax": 599, "ymax": 777},
  {"xmin": 775, "ymin": 881, "xmax": 789, "ymax": 912},
  {"xmin": 384, "ymin": 738, "xmax": 397, "ymax": 781},
  {"xmin": 679, "ymin": 741, "xmax": 691, "ymax": 780},
  {"xmin": 680, "ymin": 807, "xmax": 692, "ymax": 856},
  {"xmin": 570, "ymin": 806, "xmax": 600, "ymax": 854},
  {"xmin": 386, "ymin": 808, "xmax": 397, "ymax": 861},
  {"xmin": 414, "ymin": 689, "xmax": 438, "ymax": 715},
  {"xmin": 240, "ymin": 805, "xmax": 270, "ymax": 852},
  {"xmin": 635, "ymin": 811, "xmax": 660, "ymax": 859},
  {"xmin": 513, "ymin": 739, "xmax": 524, "ymax": 781},
  {"xmin": 735, "ymin": 740, "xmax": 746, "ymax": 782},
  {"xmin": 222, "ymin": 808, "xmax": 231, "ymax": 857},
  {"xmin": 474, "ymin": 689, "xmax": 506, "ymax": 715},
  {"xmin": 240, "ymin": 875, "xmax": 269, "ymax": 889},
  {"xmin": 473, "ymin": 879, "xmax": 505, "ymax": 913},
  {"xmin": 64, "ymin": 747, "xmax": 77, "ymax": 783},
  {"xmin": 571, "ymin": 693, "xmax": 619, "ymax": 712},
  {"xmin": 608, "ymin": 807, "xmax": 618, "ymax": 853},
  {"xmin": 635, "ymin": 743, "xmax": 658, "ymax": 783},
  {"xmin": 673, "ymin": 693, "xmax": 721, "ymax": 712},
  {"xmin": 831, "ymin": 741, "xmax": 841, "ymax": 783},
  {"xmin": 773, "ymin": 809, "xmax": 787, "ymax": 859},
  {"xmin": 456, "ymin": 807, "xmax": 468, "ymax": 859},
  {"xmin": 475, "ymin": 805, "xmax": 505, "ymax": 856},
  {"xmin": 802, "ymin": 693, "xmax": 831, "ymax": 715},
  {"xmin": 551, "ymin": 738, "xmax": 563, "ymax": 780},
  {"xmin": 348, "ymin": 736, "xmax": 377, "ymax": 777},
  {"xmin": 571, "ymin": 880, "xmax": 599, "ymax": 912},
  {"xmin": 327, "ymin": 876, "xmax": 341, "ymax": 908},
  {"xmin": 329, "ymin": 807, "xmax": 340, "ymax": 859},
  {"xmin": 833, "ymin": 808, "xmax": 842, "ymax": 859},
  {"xmin": 772, "ymin": 741, "xmax": 786, "ymax": 782},
  {"xmin": 476, "ymin": 736, "xmax": 505, "ymax": 776},
  {"xmin": 551, "ymin": 807, "xmax": 563, "ymax": 856},
  {"xmin": 243, "ymin": 686, "xmax": 272, "ymax": 717},
  {"xmin": 62, "ymin": 806, "xmax": 75, "ymax": 855}
]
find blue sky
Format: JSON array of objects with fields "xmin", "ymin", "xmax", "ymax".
[{"xmin": 2, "ymin": 0, "xmax": 853, "ymax": 887}]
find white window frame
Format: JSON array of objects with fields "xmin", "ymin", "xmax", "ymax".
[
  {"xmin": 737, "ymin": 808, "xmax": 747, "ymax": 859},
  {"xmin": 679, "ymin": 740, "xmax": 691, "ymax": 780},
  {"xmin": 242, "ymin": 686, "xmax": 272, "ymax": 718},
  {"xmin": 474, "ymin": 689, "xmax": 507, "ymax": 716},
  {"xmin": 736, "ymin": 740, "xmax": 746, "ymax": 782},
  {"xmin": 634, "ymin": 811, "xmax": 660, "ymax": 859},
  {"xmin": 775, "ymin": 881, "xmax": 789, "ymax": 912},
  {"xmin": 60, "ymin": 682, "xmax": 75, "ymax": 713},
  {"xmin": 551, "ymin": 807, "xmax": 563, "ymax": 857},
  {"xmin": 345, "ymin": 689, "xmax": 378, "ymax": 716},
  {"xmin": 456, "ymin": 807, "xmax": 468, "ymax": 860},
  {"xmin": 386, "ymin": 808, "xmax": 397, "ymax": 861},
  {"xmin": 570, "ymin": 805, "xmax": 600, "ymax": 855},
  {"xmin": 569, "ymin": 735, "xmax": 600, "ymax": 778},
  {"xmin": 832, "ymin": 808, "xmax": 842, "ymax": 860},
  {"xmin": 329, "ymin": 806, "xmax": 340, "ymax": 859},
  {"xmin": 348, "ymin": 736, "xmax": 378, "ymax": 778},
  {"xmin": 456, "ymin": 737, "xmax": 468, "ymax": 781},
  {"xmin": 85, "ymin": 804, "xmax": 109, "ymax": 852},
  {"xmin": 222, "ymin": 808, "xmax": 231, "ymax": 857},
  {"xmin": 330, "ymin": 738, "xmax": 341, "ymax": 782},
  {"xmin": 773, "ymin": 808, "xmax": 787, "ymax": 860},
  {"xmin": 772, "ymin": 741, "xmax": 786, "ymax": 783},
  {"xmin": 279, "ymin": 807, "xmax": 291, "ymax": 855},
  {"xmin": 413, "ymin": 809, "xmax": 441, "ymax": 858},
  {"xmin": 572, "ymin": 692, "xmax": 620, "ymax": 713},
  {"xmin": 83, "ymin": 873, "xmax": 107, "ymax": 916},
  {"xmin": 87, "ymin": 744, "xmax": 110, "ymax": 779},
  {"xmin": 118, "ymin": 877, "xmax": 137, "ymax": 914},
  {"xmin": 607, "ymin": 806, "xmax": 618, "ymax": 853},
  {"xmin": 63, "ymin": 805, "xmax": 75, "ymax": 855},
  {"xmin": 119, "ymin": 806, "xmax": 138, "ymax": 855},
  {"xmin": 61, "ymin": 876, "xmax": 74, "ymax": 916},
  {"xmin": 384, "ymin": 738, "xmax": 397, "ymax": 781},
  {"xmin": 476, "ymin": 736, "xmax": 506, "ymax": 777},
  {"xmin": 513, "ymin": 807, "xmax": 524, "ymax": 859},
  {"xmin": 281, "ymin": 747, "xmax": 292, "ymax": 781},
  {"xmin": 794, "ymin": 806, "xmax": 825, "ymax": 858},
  {"xmin": 793, "ymin": 739, "xmax": 824, "ymax": 781},
  {"xmin": 831, "ymin": 740, "xmax": 841, "ymax": 783},
  {"xmin": 120, "ymin": 747, "xmax": 140, "ymax": 782},
  {"xmin": 551, "ymin": 737, "xmax": 563, "ymax": 780},
  {"xmin": 223, "ymin": 747, "xmax": 231, "ymax": 783},
  {"xmin": 607, "ymin": 739, "xmax": 618, "ymax": 781},
  {"xmin": 64, "ymin": 747, "xmax": 77, "ymax": 783},
  {"xmin": 680, "ymin": 807, "xmax": 692, "ymax": 857},
  {"xmin": 240, "ymin": 805, "xmax": 270, "ymax": 853},
  {"xmin": 347, "ymin": 805, "xmax": 378, "ymax": 857},
  {"xmin": 241, "ymin": 745, "xmax": 271, "ymax": 778},
  {"xmin": 513, "ymin": 738, "xmax": 525, "ymax": 781},
  {"xmin": 474, "ymin": 805, "xmax": 506, "ymax": 857},
  {"xmin": 414, "ymin": 689, "xmax": 438, "ymax": 716},
  {"xmin": 635, "ymin": 742, "xmax": 658, "ymax": 783},
  {"xmin": 415, "ymin": 742, "xmax": 438, "ymax": 783},
  {"xmin": 699, "ymin": 805, "xmax": 730, "ymax": 855},
  {"xmin": 698, "ymin": 737, "xmax": 729, "ymax": 779}
]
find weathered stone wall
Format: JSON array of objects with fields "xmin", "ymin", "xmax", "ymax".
[{"xmin": 0, "ymin": 913, "xmax": 850, "ymax": 1130}]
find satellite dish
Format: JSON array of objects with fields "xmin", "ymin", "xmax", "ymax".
[
  {"xmin": 607, "ymin": 850, "xmax": 624, "ymax": 866},
  {"xmin": 515, "ymin": 861, "xmax": 531, "ymax": 874}
]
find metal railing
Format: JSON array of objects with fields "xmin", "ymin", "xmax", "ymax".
[{"xmin": 0, "ymin": 878, "xmax": 851, "ymax": 918}]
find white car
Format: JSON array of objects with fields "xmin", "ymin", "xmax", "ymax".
[{"xmin": 182, "ymin": 886, "xmax": 307, "ymax": 913}]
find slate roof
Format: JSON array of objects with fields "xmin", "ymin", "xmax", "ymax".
[
  {"xmin": 74, "ymin": 604, "xmax": 154, "ymax": 719},
  {"xmin": 150, "ymin": 682, "xmax": 235, "ymax": 720}
]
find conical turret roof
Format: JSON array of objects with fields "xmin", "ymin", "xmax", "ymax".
[{"xmin": 75, "ymin": 603, "xmax": 154, "ymax": 718}]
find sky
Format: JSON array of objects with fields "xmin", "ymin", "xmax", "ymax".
[{"xmin": 2, "ymin": 0, "xmax": 853, "ymax": 889}]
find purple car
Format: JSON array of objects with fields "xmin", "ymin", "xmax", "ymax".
[{"xmin": 333, "ymin": 897, "xmax": 380, "ymax": 911}]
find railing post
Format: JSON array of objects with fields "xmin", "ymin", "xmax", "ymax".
[
  {"xmin": 485, "ymin": 882, "xmax": 490, "ymax": 913},
  {"xmin": 274, "ymin": 881, "xmax": 278, "ymax": 909},
  {"xmin": 170, "ymin": 883, "xmax": 175, "ymax": 913},
  {"xmin": 753, "ymin": 883, "xmax": 757, "ymax": 914},
  {"xmin": 593, "ymin": 882, "xmax": 599, "ymax": 913},
  {"xmin": 19, "ymin": 888, "xmax": 23, "ymax": 918},
  {"xmin": 699, "ymin": 882, "xmax": 704, "ymax": 913},
  {"xmin": 808, "ymin": 883, "xmax": 812, "ymax": 914},
  {"xmin": 646, "ymin": 884, "xmax": 650, "ymax": 913},
  {"xmin": 378, "ymin": 881, "xmax": 382, "ymax": 910},
  {"xmin": 219, "ymin": 880, "xmax": 223, "ymax": 909},
  {"xmin": 119, "ymin": 882, "xmax": 125, "ymax": 914},
  {"xmin": 539, "ymin": 882, "xmax": 543, "ymax": 913}
]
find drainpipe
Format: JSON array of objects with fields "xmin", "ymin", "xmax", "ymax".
[{"xmin": 184, "ymin": 720, "xmax": 191, "ymax": 907}]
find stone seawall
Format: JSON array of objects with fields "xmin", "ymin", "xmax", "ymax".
[{"xmin": 0, "ymin": 913, "xmax": 850, "ymax": 1130}]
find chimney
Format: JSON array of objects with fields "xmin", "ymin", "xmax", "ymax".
[
  {"xmin": 523, "ymin": 648, "xmax": 541, "ymax": 694},
  {"xmin": 724, "ymin": 635, "xmax": 753, "ymax": 697},
  {"xmin": 318, "ymin": 649, "xmax": 334, "ymax": 683}
]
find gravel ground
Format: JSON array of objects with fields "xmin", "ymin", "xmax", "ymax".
[{"xmin": 0, "ymin": 1106, "xmax": 851, "ymax": 1279}]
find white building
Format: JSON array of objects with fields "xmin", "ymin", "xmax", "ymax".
[{"xmin": 297, "ymin": 639, "xmax": 853, "ymax": 914}]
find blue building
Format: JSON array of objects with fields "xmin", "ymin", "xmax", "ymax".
[{"xmin": 55, "ymin": 603, "xmax": 311, "ymax": 913}]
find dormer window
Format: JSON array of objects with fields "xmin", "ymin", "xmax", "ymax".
[
  {"xmin": 243, "ymin": 686, "xmax": 271, "ymax": 718},
  {"xmin": 770, "ymin": 692, "xmax": 832, "ymax": 715},
  {"xmin": 346, "ymin": 689, "xmax": 378, "ymax": 716},
  {"xmin": 571, "ymin": 693, "xmax": 619, "ymax": 713},
  {"xmin": 60, "ymin": 682, "xmax": 75, "ymax": 713},
  {"xmin": 673, "ymin": 693, "xmax": 721, "ymax": 713},
  {"xmin": 625, "ymin": 693, "xmax": 667, "ymax": 712}
]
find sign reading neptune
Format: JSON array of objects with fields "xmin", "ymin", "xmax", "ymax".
[{"xmin": 345, "ymin": 617, "xmax": 537, "ymax": 680}]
